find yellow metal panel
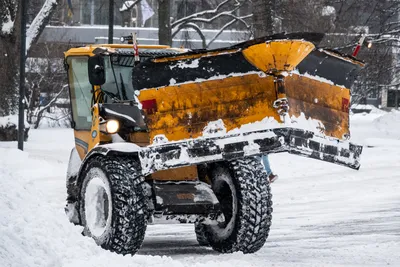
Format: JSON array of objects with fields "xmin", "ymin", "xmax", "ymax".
[
  {"xmin": 286, "ymin": 74, "xmax": 350, "ymax": 139},
  {"xmin": 88, "ymin": 104, "xmax": 101, "ymax": 152},
  {"xmin": 74, "ymin": 130, "xmax": 91, "ymax": 160},
  {"xmin": 151, "ymin": 165, "xmax": 198, "ymax": 181},
  {"xmin": 139, "ymin": 71, "xmax": 352, "ymax": 143},
  {"xmin": 138, "ymin": 74, "xmax": 280, "ymax": 142},
  {"xmin": 129, "ymin": 132, "xmax": 150, "ymax": 147},
  {"xmin": 242, "ymin": 40, "xmax": 315, "ymax": 72}
]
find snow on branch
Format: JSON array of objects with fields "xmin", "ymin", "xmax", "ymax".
[
  {"xmin": 26, "ymin": 0, "xmax": 59, "ymax": 53},
  {"xmin": 171, "ymin": 0, "xmax": 232, "ymax": 28},
  {"xmin": 172, "ymin": 22, "xmax": 207, "ymax": 48},
  {"xmin": 1, "ymin": 1, "xmax": 17, "ymax": 35},
  {"xmin": 206, "ymin": 14, "xmax": 252, "ymax": 48},
  {"xmin": 186, "ymin": 10, "xmax": 247, "ymax": 26},
  {"xmin": 33, "ymin": 84, "xmax": 68, "ymax": 129},
  {"xmin": 171, "ymin": 0, "xmax": 251, "ymax": 49}
]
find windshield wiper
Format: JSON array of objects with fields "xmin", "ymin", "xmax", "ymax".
[{"xmin": 119, "ymin": 73, "xmax": 128, "ymax": 100}]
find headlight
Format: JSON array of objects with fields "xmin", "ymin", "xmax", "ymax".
[{"xmin": 106, "ymin": 120, "xmax": 120, "ymax": 134}]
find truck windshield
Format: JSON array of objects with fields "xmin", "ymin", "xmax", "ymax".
[{"xmin": 101, "ymin": 55, "xmax": 136, "ymax": 102}]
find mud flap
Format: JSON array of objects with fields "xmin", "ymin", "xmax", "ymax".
[{"xmin": 153, "ymin": 181, "xmax": 220, "ymax": 216}]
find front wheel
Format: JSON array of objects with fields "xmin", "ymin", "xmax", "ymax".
[
  {"xmin": 200, "ymin": 157, "xmax": 273, "ymax": 253},
  {"xmin": 80, "ymin": 156, "xmax": 147, "ymax": 255}
]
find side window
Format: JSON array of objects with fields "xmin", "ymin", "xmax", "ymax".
[{"xmin": 67, "ymin": 57, "xmax": 93, "ymax": 130}]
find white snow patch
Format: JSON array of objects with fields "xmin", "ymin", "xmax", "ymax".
[
  {"xmin": 194, "ymin": 183, "xmax": 219, "ymax": 204},
  {"xmin": 351, "ymin": 104, "xmax": 386, "ymax": 114},
  {"xmin": 228, "ymin": 116, "xmax": 281, "ymax": 134},
  {"xmin": 1, "ymin": 14, "xmax": 14, "ymax": 34},
  {"xmin": 152, "ymin": 134, "xmax": 169, "ymax": 144},
  {"xmin": 170, "ymin": 59, "xmax": 200, "ymax": 70},
  {"xmin": 169, "ymin": 78, "xmax": 177, "ymax": 85},
  {"xmin": 0, "ymin": 114, "xmax": 30, "ymax": 129},
  {"xmin": 101, "ymin": 142, "xmax": 142, "ymax": 152},
  {"xmin": 322, "ymin": 6, "xmax": 336, "ymax": 16},
  {"xmin": 243, "ymin": 141, "xmax": 261, "ymax": 156},
  {"xmin": 26, "ymin": 0, "xmax": 59, "ymax": 53},
  {"xmin": 120, "ymin": 1, "xmax": 135, "ymax": 12},
  {"xmin": 291, "ymin": 70, "xmax": 345, "ymax": 88},
  {"xmin": 134, "ymin": 90, "xmax": 143, "ymax": 109},
  {"xmin": 372, "ymin": 109, "xmax": 400, "ymax": 140},
  {"xmin": 202, "ymin": 119, "xmax": 227, "ymax": 137}
]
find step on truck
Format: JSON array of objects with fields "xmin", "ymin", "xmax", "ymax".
[{"xmin": 64, "ymin": 32, "xmax": 364, "ymax": 255}]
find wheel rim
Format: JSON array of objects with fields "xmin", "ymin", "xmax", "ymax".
[
  {"xmin": 84, "ymin": 172, "xmax": 112, "ymax": 238},
  {"xmin": 215, "ymin": 181, "xmax": 234, "ymax": 227}
]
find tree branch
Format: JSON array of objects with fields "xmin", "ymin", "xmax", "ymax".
[
  {"xmin": 172, "ymin": 22, "xmax": 207, "ymax": 48},
  {"xmin": 34, "ymin": 84, "xmax": 67, "ymax": 129},
  {"xmin": 206, "ymin": 14, "xmax": 252, "ymax": 48},
  {"xmin": 26, "ymin": 0, "xmax": 60, "ymax": 53},
  {"xmin": 171, "ymin": 0, "xmax": 232, "ymax": 28}
]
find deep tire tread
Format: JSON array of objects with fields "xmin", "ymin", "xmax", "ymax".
[
  {"xmin": 81, "ymin": 155, "xmax": 147, "ymax": 255},
  {"xmin": 206, "ymin": 157, "xmax": 273, "ymax": 253}
]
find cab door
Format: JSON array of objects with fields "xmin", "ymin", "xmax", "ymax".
[{"xmin": 66, "ymin": 56, "xmax": 93, "ymax": 159}]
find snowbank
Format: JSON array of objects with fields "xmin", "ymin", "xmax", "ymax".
[
  {"xmin": 351, "ymin": 104, "xmax": 386, "ymax": 114},
  {"xmin": 0, "ymin": 114, "xmax": 29, "ymax": 129},
  {"xmin": 372, "ymin": 109, "xmax": 400, "ymax": 139}
]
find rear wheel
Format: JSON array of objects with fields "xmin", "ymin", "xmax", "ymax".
[
  {"xmin": 200, "ymin": 157, "xmax": 273, "ymax": 253},
  {"xmin": 80, "ymin": 156, "xmax": 147, "ymax": 255}
]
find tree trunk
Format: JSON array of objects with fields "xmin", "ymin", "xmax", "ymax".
[
  {"xmin": 252, "ymin": 0, "xmax": 276, "ymax": 38},
  {"xmin": 0, "ymin": 37, "xmax": 19, "ymax": 116},
  {"xmin": 158, "ymin": 0, "xmax": 172, "ymax": 45}
]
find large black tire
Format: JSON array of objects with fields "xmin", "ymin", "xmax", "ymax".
[
  {"xmin": 80, "ymin": 155, "xmax": 147, "ymax": 255},
  {"xmin": 200, "ymin": 157, "xmax": 273, "ymax": 253}
]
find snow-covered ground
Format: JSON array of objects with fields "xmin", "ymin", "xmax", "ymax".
[{"xmin": 1, "ymin": 111, "xmax": 399, "ymax": 267}]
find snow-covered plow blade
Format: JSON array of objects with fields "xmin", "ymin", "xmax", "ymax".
[{"xmin": 134, "ymin": 127, "xmax": 362, "ymax": 174}]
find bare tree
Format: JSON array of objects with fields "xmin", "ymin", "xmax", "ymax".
[
  {"xmin": 158, "ymin": 0, "xmax": 252, "ymax": 48},
  {"xmin": 0, "ymin": 0, "xmax": 60, "ymax": 117},
  {"xmin": 32, "ymin": 84, "xmax": 69, "ymax": 129},
  {"xmin": 25, "ymin": 41, "xmax": 68, "ymax": 125},
  {"xmin": 158, "ymin": 0, "xmax": 172, "ymax": 45},
  {"xmin": 252, "ymin": 0, "xmax": 275, "ymax": 38}
]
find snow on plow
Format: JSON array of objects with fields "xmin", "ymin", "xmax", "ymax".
[{"xmin": 64, "ymin": 32, "xmax": 364, "ymax": 255}]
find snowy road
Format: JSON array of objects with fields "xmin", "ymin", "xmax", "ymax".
[{"xmin": 1, "ymin": 112, "xmax": 399, "ymax": 267}]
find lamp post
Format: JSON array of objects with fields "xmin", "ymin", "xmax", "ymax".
[
  {"xmin": 18, "ymin": 0, "xmax": 27, "ymax": 150},
  {"xmin": 108, "ymin": 0, "xmax": 114, "ymax": 44}
]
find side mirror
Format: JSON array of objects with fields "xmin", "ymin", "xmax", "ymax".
[{"xmin": 88, "ymin": 55, "xmax": 106, "ymax": 86}]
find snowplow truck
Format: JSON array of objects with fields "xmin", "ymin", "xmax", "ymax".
[{"xmin": 64, "ymin": 33, "xmax": 364, "ymax": 255}]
